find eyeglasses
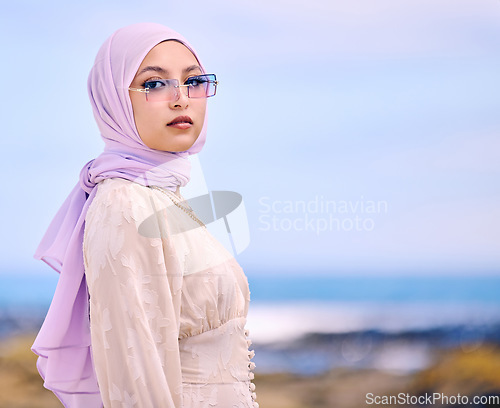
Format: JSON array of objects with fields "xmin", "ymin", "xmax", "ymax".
[{"xmin": 128, "ymin": 74, "xmax": 218, "ymax": 102}]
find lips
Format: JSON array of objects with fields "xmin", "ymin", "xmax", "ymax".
[{"xmin": 167, "ymin": 115, "xmax": 193, "ymax": 126}]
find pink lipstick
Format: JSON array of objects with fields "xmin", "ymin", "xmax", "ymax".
[{"xmin": 167, "ymin": 115, "xmax": 193, "ymax": 129}]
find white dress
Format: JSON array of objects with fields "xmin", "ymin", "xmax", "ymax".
[{"xmin": 82, "ymin": 177, "xmax": 258, "ymax": 408}]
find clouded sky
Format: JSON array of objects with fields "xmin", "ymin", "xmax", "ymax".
[{"xmin": 1, "ymin": 0, "xmax": 499, "ymax": 276}]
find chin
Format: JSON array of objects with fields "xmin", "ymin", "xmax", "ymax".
[
  {"xmin": 158, "ymin": 141, "xmax": 197, "ymax": 152},
  {"xmin": 147, "ymin": 133, "xmax": 198, "ymax": 152}
]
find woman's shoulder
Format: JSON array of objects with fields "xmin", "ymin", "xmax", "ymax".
[{"xmin": 86, "ymin": 177, "xmax": 154, "ymax": 223}]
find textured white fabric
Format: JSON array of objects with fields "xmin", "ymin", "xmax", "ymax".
[{"xmin": 83, "ymin": 178, "xmax": 258, "ymax": 408}]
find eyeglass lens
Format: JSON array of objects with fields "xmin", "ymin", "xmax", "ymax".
[{"xmin": 145, "ymin": 74, "xmax": 217, "ymax": 102}]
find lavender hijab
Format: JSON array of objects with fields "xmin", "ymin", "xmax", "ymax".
[{"xmin": 32, "ymin": 22, "xmax": 207, "ymax": 407}]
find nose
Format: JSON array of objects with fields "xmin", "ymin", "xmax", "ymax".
[{"xmin": 169, "ymin": 85, "xmax": 189, "ymax": 109}]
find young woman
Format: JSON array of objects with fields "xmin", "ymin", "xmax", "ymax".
[{"xmin": 32, "ymin": 22, "xmax": 258, "ymax": 408}]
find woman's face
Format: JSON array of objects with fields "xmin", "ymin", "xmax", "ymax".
[{"xmin": 129, "ymin": 40, "xmax": 207, "ymax": 152}]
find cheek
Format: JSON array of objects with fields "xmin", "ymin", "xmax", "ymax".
[
  {"xmin": 130, "ymin": 93, "xmax": 161, "ymax": 135},
  {"xmin": 133, "ymin": 109, "xmax": 149, "ymax": 139},
  {"xmin": 133, "ymin": 104, "xmax": 165, "ymax": 139},
  {"xmin": 194, "ymin": 104, "xmax": 207, "ymax": 136},
  {"xmin": 195, "ymin": 101, "xmax": 207, "ymax": 126},
  {"xmin": 130, "ymin": 95, "xmax": 146, "ymax": 134}
]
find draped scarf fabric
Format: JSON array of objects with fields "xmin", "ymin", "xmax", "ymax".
[{"xmin": 32, "ymin": 22, "xmax": 208, "ymax": 407}]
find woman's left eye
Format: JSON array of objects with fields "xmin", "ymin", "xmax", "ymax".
[{"xmin": 185, "ymin": 76, "xmax": 207, "ymax": 87}]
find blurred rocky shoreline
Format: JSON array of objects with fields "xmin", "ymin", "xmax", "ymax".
[{"xmin": 1, "ymin": 332, "xmax": 499, "ymax": 408}]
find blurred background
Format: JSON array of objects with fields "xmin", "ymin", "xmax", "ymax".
[{"xmin": 1, "ymin": 0, "xmax": 499, "ymax": 407}]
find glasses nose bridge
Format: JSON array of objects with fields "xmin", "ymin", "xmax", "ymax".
[
  {"xmin": 174, "ymin": 83, "xmax": 191, "ymax": 99},
  {"xmin": 167, "ymin": 79, "xmax": 189, "ymax": 102}
]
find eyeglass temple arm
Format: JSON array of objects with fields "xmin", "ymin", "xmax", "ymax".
[{"xmin": 128, "ymin": 87, "xmax": 149, "ymax": 93}]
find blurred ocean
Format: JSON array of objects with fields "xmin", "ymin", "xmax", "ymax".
[
  {"xmin": 1, "ymin": 273, "xmax": 499, "ymax": 375},
  {"xmin": 246, "ymin": 275, "xmax": 500, "ymax": 375}
]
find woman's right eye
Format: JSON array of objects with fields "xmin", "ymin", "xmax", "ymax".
[{"xmin": 144, "ymin": 80, "xmax": 165, "ymax": 89}]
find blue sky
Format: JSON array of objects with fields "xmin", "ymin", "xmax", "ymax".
[{"xmin": 1, "ymin": 0, "xmax": 499, "ymax": 277}]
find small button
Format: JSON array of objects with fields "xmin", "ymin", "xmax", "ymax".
[
  {"xmin": 248, "ymin": 362, "xmax": 256, "ymax": 370},
  {"xmin": 244, "ymin": 329, "xmax": 250, "ymax": 336},
  {"xmin": 248, "ymin": 350, "xmax": 255, "ymax": 359},
  {"xmin": 248, "ymin": 372, "xmax": 255, "ymax": 380},
  {"xmin": 251, "ymin": 392, "xmax": 257, "ymax": 400},
  {"xmin": 246, "ymin": 339, "xmax": 253, "ymax": 347},
  {"xmin": 249, "ymin": 383, "xmax": 256, "ymax": 391},
  {"xmin": 253, "ymin": 402, "xmax": 259, "ymax": 408}
]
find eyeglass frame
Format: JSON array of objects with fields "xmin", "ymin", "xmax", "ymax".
[{"xmin": 128, "ymin": 73, "xmax": 219, "ymax": 101}]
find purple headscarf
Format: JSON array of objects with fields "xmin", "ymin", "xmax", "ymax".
[{"xmin": 32, "ymin": 22, "xmax": 208, "ymax": 407}]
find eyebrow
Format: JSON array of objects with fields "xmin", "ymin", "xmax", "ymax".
[{"xmin": 136, "ymin": 64, "xmax": 202, "ymax": 77}]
